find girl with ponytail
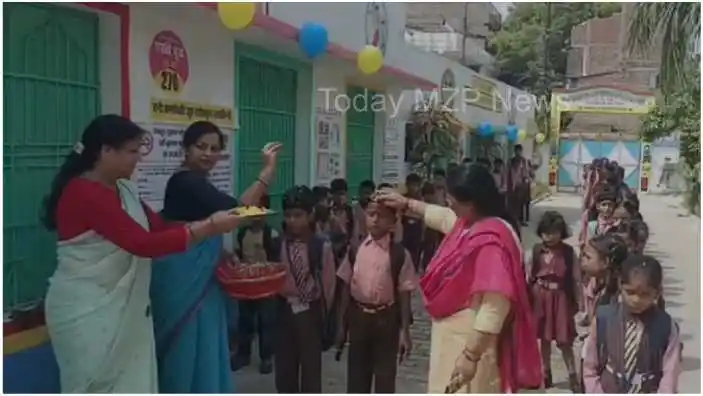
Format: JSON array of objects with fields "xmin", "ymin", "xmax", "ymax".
[{"xmin": 41, "ymin": 114, "xmax": 245, "ymax": 393}]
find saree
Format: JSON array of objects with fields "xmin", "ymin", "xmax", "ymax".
[
  {"xmin": 150, "ymin": 236, "xmax": 234, "ymax": 393},
  {"xmin": 45, "ymin": 180, "xmax": 158, "ymax": 393},
  {"xmin": 421, "ymin": 208, "xmax": 541, "ymax": 393}
]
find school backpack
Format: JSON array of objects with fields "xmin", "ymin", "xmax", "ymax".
[
  {"xmin": 594, "ymin": 302, "xmax": 673, "ymax": 392},
  {"xmin": 307, "ymin": 235, "xmax": 337, "ymax": 352},
  {"xmin": 347, "ymin": 239, "xmax": 407, "ymax": 323}
]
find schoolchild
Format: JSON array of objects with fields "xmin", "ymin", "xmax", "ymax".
[
  {"xmin": 586, "ymin": 184, "xmax": 618, "ymax": 239},
  {"xmin": 232, "ymin": 194, "xmax": 279, "ymax": 374},
  {"xmin": 334, "ymin": 197, "xmax": 415, "ymax": 393},
  {"xmin": 329, "ymin": 178, "xmax": 354, "ymax": 263},
  {"xmin": 582, "ymin": 255, "xmax": 681, "ymax": 393},
  {"xmin": 275, "ymin": 186, "xmax": 336, "ymax": 393},
  {"xmin": 351, "ymin": 180, "xmax": 377, "ymax": 249},
  {"xmin": 526, "ymin": 211, "xmax": 580, "ymax": 391},
  {"xmin": 401, "ymin": 173, "xmax": 424, "ymax": 268}
]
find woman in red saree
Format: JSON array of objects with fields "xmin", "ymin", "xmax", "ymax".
[{"xmin": 376, "ymin": 164, "xmax": 541, "ymax": 393}]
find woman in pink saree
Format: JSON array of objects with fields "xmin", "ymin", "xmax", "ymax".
[{"xmin": 376, "ymin": 164, "xmax": 541, "ymax": 393}]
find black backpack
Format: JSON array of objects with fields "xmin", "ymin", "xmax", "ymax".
[
  {"xmin": 236, "ymin": 225, "xmax": 278, "ymax": 261},
  {"xmin": 595, "ymin": 302, "xmax": 673, "ymax": 392},
  {"xmin": 306, "ymin": 236, "xmax": 337, "ymax": 351}
]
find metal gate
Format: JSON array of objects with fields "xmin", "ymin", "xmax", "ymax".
[
  {"xmin": 345, "ymin": 87, "xmax": 376, "ymax": 193},
  {"xmin": 236, "ymin": 46, "xmax": 298, "ymax": 222},
  {"xmin": 558, "ymin": 138, "xmax": 641, "ymax": 191},
  {"xmin": 3, "ymin": 3, "xmax": 100, "ymax": 309}
]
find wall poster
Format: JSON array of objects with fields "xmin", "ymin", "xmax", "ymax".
[
  {"xmin": 315, "ymin": 107, "xmax": 343, "ymax": 185},
  {"xmin": 380, "ymin": 116, "xmax": 402, "ymax": 185}
]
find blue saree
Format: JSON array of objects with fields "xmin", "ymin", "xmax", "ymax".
[{"xmin": 150, "ymin": 236, "xmax": 235, "ymax": 393}]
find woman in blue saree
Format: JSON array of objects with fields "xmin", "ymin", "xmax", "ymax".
[{"xmin": 150, "ymin": 121, "xmax": 282, "ymax": 393}]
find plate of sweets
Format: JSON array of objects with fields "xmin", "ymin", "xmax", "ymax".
[
  {"xmin": 216, "ymin": 258, "xmax": 286, "ymax": 300},
  {"xmin": 229, "ymin": 205, "xmax": 276, "ymax": 218}
]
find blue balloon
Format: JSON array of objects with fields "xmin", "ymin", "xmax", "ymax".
[
  {"xmin": 506, "ymin": 125, "xmax": 519, "ymax": 142},
  {"xmin": 478, "ymin": 122, "xmax": 493, "ymax": 137},
  {"xmin": 299, "ymin": 22, "xmax": 329, "ymax": 58}
]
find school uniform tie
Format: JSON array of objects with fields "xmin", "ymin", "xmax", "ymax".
[
  {"xmin": 289, "ymin": 242, "xmax": 315, "ymax": 302},
  {"xmin": 623, "ymin": 319, "xmax": 644, "ymax": 393}
]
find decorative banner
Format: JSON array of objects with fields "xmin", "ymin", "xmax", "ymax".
[
  {"xmin": 149, "ymin": 30, "xmax": 189, "ymax": 95},
  {"xmin": 134, "ymin": 123, "xmax": 233, "ymax": 211},
  {"xmin": 150, "ymin": 98, "xmax": 235, "ymax": 128}
]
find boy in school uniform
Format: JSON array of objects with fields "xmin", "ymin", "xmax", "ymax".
[
  {"xmin": 329, "ymin": 178, "xmax": 354, "ymax": 263},
  {"xmin": 351, "ymin": 180, "xmax": 377, "ymax": 249},
  {"xmin": 335, "ymin": 196, "xmax": 416, "ymax": 394},
  {"xmin": 232, "ymin": 194, "xmax": 279, "ymax": 374},
  {"xmin": 275, "ymin": 186, "xmax": 336, "ymax": 393}
]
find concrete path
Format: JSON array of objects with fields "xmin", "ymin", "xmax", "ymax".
[{"xmin": 234, "ymin": 193, "xmax": 701, "ymax": 393}]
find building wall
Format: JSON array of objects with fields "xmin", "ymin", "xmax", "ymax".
[{"xmin": 566, "ymin": 6, "xmax": 661, "ymax": 136}]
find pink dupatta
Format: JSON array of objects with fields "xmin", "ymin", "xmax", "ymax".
[{"xmin": 420, "ymin": 217, "xmax": 541, "ymax": 392}]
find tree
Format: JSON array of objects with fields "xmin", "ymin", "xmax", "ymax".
[
  {"xmin": 628, "ymin": 2, "xmax": 701, "ymax": 93},
  {"xmin": 406, "ymin": 104, "xmax": 464, "ymax": 178},
  {"xmin": 640, "ymin": 57, "xmax": 700, "ymax": 213},
  {"xmin": 488, "ymin": 3, "xmax": 621, "ymax": 141},
  {"xmin": 489, "ymin": 3, "xmax": 621, "ymax": 91}
]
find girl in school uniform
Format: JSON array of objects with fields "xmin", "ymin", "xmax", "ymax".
[
  {"xmin": 526, "ymin": 211, "xmax": 580, "ymax": 391},
  {"xmin": 582, "ymin": 255, "xmax": 681, "ymax": 393}
]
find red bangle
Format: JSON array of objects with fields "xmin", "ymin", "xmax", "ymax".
[{"xmin": 257, "ymin": 177, "xmax": 269, "ymax": 188}]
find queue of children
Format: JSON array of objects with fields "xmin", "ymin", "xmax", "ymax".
[{"xmin": 527, "ymin": 157, "xmax": 681, "ymax": 394}]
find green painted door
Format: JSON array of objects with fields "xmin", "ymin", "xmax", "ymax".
[
  {"xmin": 345, "ymin": 87, "xmax": 376, "ymax": 194},
  {"xmin": 3, "ymin": 4, "xmax": 100, "ymax": 309},
  {"xmin": 236, "ymin": 49, "xmax": 297, "ymax": 225}
]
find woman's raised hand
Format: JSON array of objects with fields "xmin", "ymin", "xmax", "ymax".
[
  {"xmin": 262, "ymin": 142, "xmax": 283, "ymax": 169},
  {"xmin": 374, "ymin": 189, "xmax": 409, "ymax": 210}
]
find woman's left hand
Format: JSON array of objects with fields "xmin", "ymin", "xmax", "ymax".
[
  {"xmin": 445, "ymin": 352, "xmax": 477, "ymax": 393},
  {"xmin": 262, "ymin": 142, "xmax": 283, "ymax": 169}
]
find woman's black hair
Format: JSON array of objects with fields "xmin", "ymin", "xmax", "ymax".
[
  {"xmin": 621, "ymin": 254, "xmax": 663, "ymax": 290},
  {"xmin": 41, "ymin": 114, "xmax": 145, "ymax": 230},
  {"xmin": 446, "ymin": 163, "xmax": 520, "ymax": 235},
  {"xmin": 589, "ymin": 233, "xmax": 629, "ymax": 298},
  {"xmin": 182, "ymin": 120, "xmax": 225, "ymax": 148},
  {"xmin": 282, "ymin": 185, "xmax": 316, "ymax": 213},
  {"xmin": 536, "ymin": 210, "xmax": 570, "ymax": 239}
]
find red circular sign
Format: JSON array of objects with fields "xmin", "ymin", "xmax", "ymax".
[{"xmin": 149, "ymin": 30, "xmax": 189, "ymax": 94}]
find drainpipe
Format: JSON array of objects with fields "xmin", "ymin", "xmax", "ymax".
[{"xmin": 461, "ymin": 3, "xmax": 468, "ymax": 65}]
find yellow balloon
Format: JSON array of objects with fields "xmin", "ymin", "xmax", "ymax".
[
  {"xmin": 518, "ymin": 129, "xmax": 527, "ymax": 141},
  {"xmin": 643, "ymin": 162, "xmax": 652, "ymax": 171},
  {"xmin": 535, "ymin": 132, "xmax": 546, "ymax": 144},
  {"xmin": 357, "ymin": 45, "xmax": 384, "ymax": 75},
  {"xmin": 218, "ymin": 3, "xmax": 256, "ymax": 30},
  {"xmin": 549, "ymin": 157, "xmax": 558, "ymax": 166}
]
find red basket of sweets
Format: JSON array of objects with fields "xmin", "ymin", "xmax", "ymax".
[{"xmin": 216, "ymin": 258, "xmax": 286, "ymax": 300}]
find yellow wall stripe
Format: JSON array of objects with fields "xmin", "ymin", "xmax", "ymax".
[{"xmin": 4, "ymin": 326, "xmax": 50, "ymax": 355}]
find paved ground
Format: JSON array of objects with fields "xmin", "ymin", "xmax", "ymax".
[{"xmin": 234, "ymin": 193, "xmax": 701, "ymax": 393}]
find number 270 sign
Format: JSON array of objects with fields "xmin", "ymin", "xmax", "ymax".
[{"xmin": 149, "ymin": 30, "xmax": 190, "ymax": 95}]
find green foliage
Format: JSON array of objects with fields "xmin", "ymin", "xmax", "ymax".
[
  {"xmin": 628, "ymin": 2, "xmax": 701, "ymax": 93},
  {"xmin": 641, "ymin": 58, "xmax": 700, "ymax": 214},
  {"xmin": 489, "ymin": 3, "xmax": 621, "ymax": 91},
  {"xmin": 489, "ymin": 3, "xmax": 621, "ymax": 142},
  {"xmin": 406, "ymin": 105, "xmax": 463, "ymax": 178}
]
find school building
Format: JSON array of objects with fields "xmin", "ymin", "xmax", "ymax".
[{"xmin": 2, "ymin": 3, "xmax": 537, "ymax": 392}]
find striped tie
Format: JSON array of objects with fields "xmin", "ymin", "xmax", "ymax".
[
  {"xmin": 289, "ymin": 243, "xmax": 314, "ymax": 302},
  {"xmin": 623, "ymin": 319, "xmax": 644, "ymax": 393}
]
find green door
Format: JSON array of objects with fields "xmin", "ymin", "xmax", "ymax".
[
  {"xmin": 345, "ymin": 87, "xmax": 376, "ymax": 194},
  {"xmin": 3, "ymin": 4, "xmax": 100, "ymax": 309},
  {"xmin": 236, "ymin": 48, "xmax": 297, "ymax": 225}
]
